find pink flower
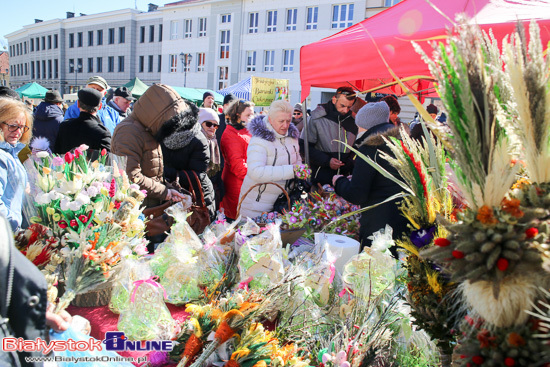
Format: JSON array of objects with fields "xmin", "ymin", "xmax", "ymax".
[
  {"xmin": 52, "ymin": 156, "xmax": 65, "ymax": 166},
  {"xmin": 78, "ymin": 215, "xmax": 88, "ymax": 224},
  {"xmin": 78, "ymin": 144, "xmax": 89, "ymax": 152},
  {"xmin": 74, "ymin": 148, "xmax": 81, "ymax": 159},
  {"xmin": 64, "ymin": 152, "xmax": 74, "ymax": 164},
  {"xmin": 100, "ymin": 148, "xmax": 107, "ymax": 156},
  {"xmin": 70, "ymin": 219, "xmax": 78, "ymax": 227},
  {"xmin": 109, "ymin": 178, "xmax": 116, "ymax": 198},
  {"xmin": 58, "ymin": 220, "xmax": 68, "ymax": 229}
]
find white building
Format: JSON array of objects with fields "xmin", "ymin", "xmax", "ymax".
[{"xmin": 6, "ymin": 0, "xmax": 404, "ymax": 107}]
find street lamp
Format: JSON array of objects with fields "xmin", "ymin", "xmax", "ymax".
[
  {"xmin": 69, "ymin": 61, "xmax": 82, "ymax": 93},
  {"xmin": 179, "ymin": 52, "xmax": 192, "ymax": 88}
]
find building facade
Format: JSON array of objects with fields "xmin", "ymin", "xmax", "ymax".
[
  {"xmin": 0, "ymin": 52, "xmax": 9, "ymax": 87},
  {"xmin": 6, "ymin": 0, "xmax": 402, "ymax": 105}
]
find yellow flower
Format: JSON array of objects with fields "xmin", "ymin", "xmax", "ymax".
[
  {"xmin": 426, "ymin": 270, "xmax": 442, "ymax": 296},
  {"xmin": 46, "ymin": 207, "xmax": 56, "ymax": 215},
  {"xmin": 92, "ymin": 160, "xmax": 99, "ymax": 169},
  {"xmin": 42, "ymin": 167, "xmax": 51, "ymax": 175},
  {"xmin": 52, "ymin": 213, "xmax": 61, "ymax": 221}
]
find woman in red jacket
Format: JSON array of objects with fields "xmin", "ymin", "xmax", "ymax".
[{"xmin": 220, "ymin": 99, "xmax": 255, "ymax": 220}]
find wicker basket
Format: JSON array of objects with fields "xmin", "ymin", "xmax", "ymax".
[
  {"xmin": 70, "ymin": 280, "xmax": 113, "ymax": 308},
  {"xmin": 237, "ymin": 182, "xmax": 306, "ymax": 245}
]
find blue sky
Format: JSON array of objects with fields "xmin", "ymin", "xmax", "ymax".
[{"xmin": 1, "ymin": 0, "xmax": 170, "ymax": 50}]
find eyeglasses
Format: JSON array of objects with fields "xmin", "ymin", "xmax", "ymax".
[
  {"xmin": 2, "ymin": 121, "xmax": 29, "ymax": 133},
  {"xmin": 293, "ymin": 112, "xmax": 302, "ymax": 115},
  {"xmin": 204, "ymin": 121, "xmax": 219, "ymax": 129}
]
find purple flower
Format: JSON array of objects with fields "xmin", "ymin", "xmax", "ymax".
[
  {"xmin": 52, "ymin": 156, "xmax": 64, "ymax": 166},
  {"xmin": 324, "ymin": 204, "xmax": 332, "ymax": 211},
  {"xmin": 410, "ymin": 226, "xmax": 437, "ymax": 248},
  {"xmin": 289, "ymin": 216, "xmax": 298, "ymax": 224}
]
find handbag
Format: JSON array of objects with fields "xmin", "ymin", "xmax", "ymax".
[
  {"xmin": 272, "ymin": 178, "xmax": 311, "ymax": 213},
  {"xmin": 181, "ymin": 171, "xmax": 211, "ymax": 235}
]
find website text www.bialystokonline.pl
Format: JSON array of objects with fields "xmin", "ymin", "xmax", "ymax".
[{"xmin": 25, "ymin": 355, "xmax": 148, "ymax": 364}]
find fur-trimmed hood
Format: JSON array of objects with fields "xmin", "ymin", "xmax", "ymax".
[
  {"xmin": 359, "ymin": 124, "xmax": 401, "ymax": 147},
  {"xmin": 247, "ymin": 115, "xmax": 300, "ymax": 142}
]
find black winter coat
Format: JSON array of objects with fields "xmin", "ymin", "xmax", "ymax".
[
  {"xmin": 334, "ymin": 123, "xmax": 408, "ymax": 255},
  {"xmin": 53, "ymin": 112, "xmax": 111, "ymax": 155},
  {"xmin": 0, "ymin": 216, "xmax": 47, "ymax": 367},
  {"xmin": 33, "ymin": 102, "xmax": 64, "ymax": 151},
  {"xmin": 158, "ymin": 104, "xmax": 216, "ymax": 220}
]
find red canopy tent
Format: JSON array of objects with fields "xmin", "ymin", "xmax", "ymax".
[{"xmin": 299, "ymin": 0, "xmax": 550, "ymax": 101}]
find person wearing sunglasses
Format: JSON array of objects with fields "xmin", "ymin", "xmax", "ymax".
[
  {"xmin": 292, "ymin": 103, "xmax": 304, "ymax": 132},
  {"xmin": 159, "ymin": 103, "xmax": 216, "ymax": 222},
  {"xmin": 198, "ymin": 108, "xmax": 224, "ymax": 211},
  {"xmin": 299, "ymin": 86, "xmax": 358, "ymax": 186},
  {"xmin": 0, "ymin": 97, "xmax": 33, "ymax": 231}
]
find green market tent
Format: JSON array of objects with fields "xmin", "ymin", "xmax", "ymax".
[
  {"xmin": 195, "ymin": 88, "xmax": 224, "ymax": 105},
  {"xmin": 123, "ymin": 77, "xmax": 149, "ymax": 97},
  {"xmin": 171, "ymin": 86, "xmax": 224, "ymax": 106},
  {"xmin": 15, "ymin": 82, "xmax": 49, "ymax": 99}
]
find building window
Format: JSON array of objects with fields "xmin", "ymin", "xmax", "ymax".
[
  {"xmin": 221, "ymin": 14, "xmax": 231, "ymax": 23},
  {"xmin": 267, "ymin": 10, "xmax": 277, "ymax": 32},
  {"xmin": 246, "ymin": 51, "xmax": 256, "ymax": 72},
  {"xmin": 69, "ymin": 33, "xmax": 74, "ymax": 48},
  {"xmin": 68, "ymin": 59, "xmax": 74, "ymax": 73},
  {"xmin": 30, "ymin": 39, "xmax": 34, "ymax": 52},
  {"xmin": 108, "ymin": 28, "xmax": 115, "ymax": 44},
  {"xmin": 140, "ymin": 26, "xmax": 145, "ymax": 43},
  {"xmin": 149, "ymin": 25, "xmax": 155, "ymax": 42},
  {"xmin": 198, "ymin": 17, "xmax": 207, "ymax": 37},
  {"xmin": 36, "ymin": 37, "xmax": 39, "ymax": 50},
  {"xmin": 159, "ymin": 24, "xmax": 163, "ymax": 42},
  {"xmin": 148, "ymin": 55, "xmax": 154, "ymax": 72},
  {"xmin": 47, "ymin": 35, "xmax": 52, "ymax": 49},
  {"xmin": 197, "ymin": 52, "xmax": 205, "ymax": 72},
  {"xmin": 54, "ymin": 34, "xmax": 58, "ymax": 48},
  {"xmin": 76, "ymin": 32, "xmax": 82, "ymax": 47},
  {"xmin": 219, "ymin": 30, "xmax": 230, "ymax": 59},
  {"xmin": 97, "ymin": 30, "xmax": 103, "ymax": 45},
  {"xmin": 158, "ymin": 55, "xmax": 162, "ymax": 72},
  {"xmin": 248, "ymin": 12, "xmax": 258, "ymax": 34},
  {"xmin": 332, "ymin": 4, "xmax": 354, "ymax": 29},
  {"xmin": 385, "ymin": 0, "xmax": 401, "ymax": 6},
  {"xmin": 170, "ymin": 21, "xmax": 178, "ymax": 40},
  {"xmin": 139, "ymin": 56, "xmax": 144, "ymax": 72},
  {"xmin": 184, "ymin": 19, "xmax": 192, "ymax": 38},
  {"xmin": 118, "ymin": 56, "xmax": 124, "ymax": 72},
  {"xmin": 218, "ymin": 66, "xmax": 228, "ymax": 90},
  {"xmin": 88, "ymin": 31, "xmax": 94, "ymax": 46},
  {"xmin": 76, "ymin": 59, "xmax": 82, "ymax": 74},
  {"xmin": 25, "ymin": 63, "xmax": 28, "ymax": 75},
  {"xmin": 169, "ymin": 54, "xmax": 177, "ymax": 73},
  {"xmin": 31, "ymin": 62, "xmax": 35, "ymax": 79},
  {"xmin": 41, "ymin": 37, "xmax": 45, "ymax": 50},
  {"xmin": 306, "ymin": 7, "xmax": 318, "ymax": 30},
  {"xmin": 108, "ymin": 56, "xmax": 114, "ymax": 72},
  {"xmin": 97, "ymin": 57, "xmax": 102, "ymax": 72},
  {"xmin": 286, "ymin": 9, "xmax": 297, "ymax": 31},
  {"xmin": 283, "ymin": 49, "xmax": 294, "ymax": 72},
  {"xmin": 47, "ymin": 60, "xmax": 52, "ymax": 79},
  {"xmin": 54, "ymin": 59, "xmax": 58, "ymax": 78},
  {"xmin": 119, "ymin": 27, "xmax": 125, "ymax": 43},
  {"xmin": 264, "ymin": 50, "xmax": 275, "ymax": 72},
  {"xmin": 88, "ymin": 57, "xmax": 93, "ymax": 72}
]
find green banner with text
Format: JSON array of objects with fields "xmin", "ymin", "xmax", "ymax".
[{"xmin": 251, "ymin": 76, "xmax": 290, "ymax": 106}]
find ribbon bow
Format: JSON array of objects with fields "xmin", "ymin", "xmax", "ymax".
[{"xmin": 130, "ymin": 275, "xmax": 167, "ymax": 303}]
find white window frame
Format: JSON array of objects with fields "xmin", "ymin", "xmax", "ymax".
[
  {"xmin": 170, "ymin": 20, "xmax": 179, "ymax": 40},
  {"xmin": 264, "ymin": 50, "xmax": 275, "ymax": 72},
  {"xmin": 248, "ymin": 12, "xmax": 259, "ymax": 34},
  {"xmin": 198, "ymin": 17, "xmax": 207, "ymax": 37},
  {"xmin": 286, "ymin": 9, "xmax": 297, "ymax": 31},
  {"xmin": 266, "ymin": 10, "xmax": 277, "ymax": 32},
  {"xmin": 246, "ymin": 51, "xmax": 256, "ymax": 72},
  {"xmin": 169, "ymin": 54, "xmax": 178, "ymax": 73},
  {"xmin": 219, "ymin": 30, "xmax": 230, "ymax": 59},
  {"xmin": 306, "ymin": 7, "xmax": 318, "ymax": 30},
  {"xmin": 184, "ymin": 19, "xmax": 192, "ymax": 38},
  {"xmin": 283, "ymin": 49, "xmax": 294, "ymax": 72},
  {"xmin": 221, "ymin": 14, "xmax": 231, "ymax": 23},
  {"xmin": 331, "ymin": 4, "xmax": 354, "ymax": 29},
  {"xmin": 218, "ymin": 66, "xmax": 229, "ymax": 90},
  {"xmin": 197, "ymin": 52, "xmax": 206, "ymax": 72}
]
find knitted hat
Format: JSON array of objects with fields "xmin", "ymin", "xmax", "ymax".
[
  {"xmin": 203, "ymin": 91, "xmax": 214, "ymax": 101},
  {"xmin": 223, "ymin": 93, "xmax": 236, "ymax": 105},
  {"xmin": 355, "ymin": 101, "xmax": 390, "ymax": 131},
  {"xmin": 86, "ymin": 76, "xmax": 109, "ymax": 90},
  {"xmin": 78, "ymin": 88, "xmax": 102, "ymax": 107},
  {"xmin": 198, "ymin": 107, "xmax": 220, "ymax": 125}
]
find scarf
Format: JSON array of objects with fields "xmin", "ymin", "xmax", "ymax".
[
  {"xmin": 201, "ymin": 126, "xmax": 221, "ymax": 175},
  {"xmin": 322, "ymin": 101, "xmax": 358, "ymax": 136},
  {"xmin": 163, "ymin": 123, "xmax": 201, "ymax": 150}
]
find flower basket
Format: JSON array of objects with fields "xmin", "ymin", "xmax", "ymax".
[
  {"xmin": 70, "ymin": 279, "xmax": 113, "ymax": 308},
  {"xmin": 236, "ymin": 182, "xmax": 306, "ymax": 245}
]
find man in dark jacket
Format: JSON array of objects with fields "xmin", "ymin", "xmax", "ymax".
[
  {"xmin": 54, "ymin": 88, "xmax": 111, "ymax": 154},
  {"xmin": 108, "ymin": 86, "xmax": 136, "ymax": 119},
  {"xmin": 216, "ymin": 93, "xmax": 235, "ymax": 146},
  {"xmin": 333, "ymin": 102, "xmax": 408, "ymax": 257},
  {"xmin": 300, "ymin": 86, "xmax": 358, "ymax": 185},
  {"xmin": 32, "ymin": 90, "xmax": 64, "ymax": 151}
]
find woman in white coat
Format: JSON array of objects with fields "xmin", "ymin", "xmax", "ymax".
[{"xmin": 238, "ymin": 100, "xmax": 302, "ymax": 218}]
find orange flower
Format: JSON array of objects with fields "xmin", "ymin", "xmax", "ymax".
[
  {"xmin": 507, "ymin": 332, "xmax": 525, "ymax": 347},
  {"xmin": 476, "ymin": 206, "xmax": 497, "ymax": 225},
  {"xmin": 83, "ymin": 249, "xmax": 100, "ymax": 262},
  {"xmin": 511, "ymin": 177, "xmax": 531, "ymax": 190},
  {"xmin": 501, "ymin": 198, "xmax": 524, "ymax": 218}
]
